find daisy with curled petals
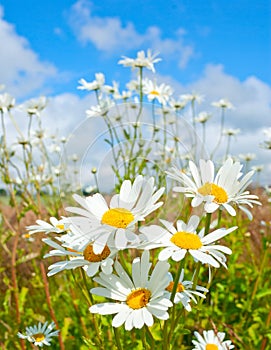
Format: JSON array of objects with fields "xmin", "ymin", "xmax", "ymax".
[
  {"xmin": 192, "ymin": 329, "xmax": 234, "ymax": 349},
  {"xmin": 118, "ymin": 49, "xmax": 161, "ymax": 72},
  {"xmin": 17, "ymin": 321, "xmax": 59, "ymax": 347},
  {"xmin": 165, "ymin": 270, "xmax": 208, "ymax": 311},
  {"xmin": 90, "ymin": 251, "xmax": 172, "ymax": 330},
  {"xmin": 140, "ymin": 215, "xmax": 237, "ymax": 268},
  {"xmin": 43, "ymin": 236, "xmax": 117, "ymax": 277},
  {"xmin": 66, "ymin": 175, "xmax": 164, "ymax": 254},
  {"xmin": 26, "ymin": 217, "xmax": 70, "ymax": 235},
  {"xmin": 166, "ymin": 158, "xmax": 261, "ymax": 218},
  {"xmin": 77, "ymin": 73, "xmax": 105, "ymax": 91}
]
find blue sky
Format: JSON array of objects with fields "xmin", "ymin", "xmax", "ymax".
[
  {"xmin": 0, "ymin": 0, "xmax": 271, "ymax": 184},
  {"xmin": 1, "ymin": 0, "xmax": 270, "ymax": 96}
]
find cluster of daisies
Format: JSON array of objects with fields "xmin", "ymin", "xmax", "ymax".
[{"xmin": 19, "ymin": 157, "xmax": 260, "ymax": 347}]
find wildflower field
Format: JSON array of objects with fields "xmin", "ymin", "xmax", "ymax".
[{"xmin": 0, "ymin": 50, "xmax": 271, "ymax": 350}]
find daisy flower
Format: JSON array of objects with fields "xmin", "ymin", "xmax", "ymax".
[
  {"xmin": 43, "ymin": 236, "xmax": 117, "ymax": 277},
  {"xmin": 66, "ymin": 175, "xmax": 165, "ymax": 253},
  {"xmin": 77, "ymin": 73, "xmax": 105, "ymax": 91},
  {"xmin": 85, "ymin": 98, "xmax": 115, "ymax": 118},
  {"xmin": 0, "ymin": 92, "xmax": 15, "ymax": 113},
  {"xmin": 211, "ymin": 98, "xmax": 234, "ymax": 110},
  {"xmin": 17, "ymin": 321, "xmax": 59, "ymax": 347},
  {"xmin": 180, "ymin": 92, "xmax": 204, "ymax": 104},
  {"xmin": 26, "ymin": 217, "xmax": 70, "ymax": 235},
  {"xmin": 90, "ymin": 251, "xmax": 172, "ymax": 330},
  {"xmin": 118, "ymin": 49, "xmax": 161, "ymax": 72},
  {"xmin": 165, "ymin": 269, "xmax": 208, "ymax": 311},
  {"xmin": 21, "ymin": 96, "xmax": 47, "ymax": 116},
  {"xmin": 166, "ymin": 158, "xmax": 261, "ymax": 218},
  {"xmin": 195, "ymin": 111, "xmax": 212, "ymax": 124},
  {"xmin": 192, "ymin": 329, "xmax": 234, "ymax": 349},
  {"xmin": 143, "ymin": 79, "xmax": 173, "ymax": 105},
  {"xmin": 140, "ymin": 215, "xmax": 237, "ymax": 268}
]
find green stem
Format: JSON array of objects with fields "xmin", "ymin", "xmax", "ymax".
[
  {"xmin": 163, "ymin": 260, "xmax": 185, "ymax": 350},
  {"xmin": 205, "ymin": 212, "xmax": 212, "ymax": 235},
  {"xmin": 217, "ymin": 208, "xmax": 222, "ymax": 228},
  {"xmin": 145, "ymin": 325, "xmax": 154, "ymax": 348},
  {"xmin": 113, "ymin": 327, "xmax": 123, "ymax": 350}
]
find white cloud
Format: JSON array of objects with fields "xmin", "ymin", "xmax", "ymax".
[
  {"xmin": 158, "ymin": 64, "xmax": 271, "ymax": 131},
  {"xmin": 0, "ymin": 6, "xmax": 57, "ymax": 98},
  {"xmin": 67, "ymin": 0, "xmax": 194, "ymax": 68}
]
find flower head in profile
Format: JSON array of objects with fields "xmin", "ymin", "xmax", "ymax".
[
  {"xmin": 212, "ymin": 98, "xmax": 234, "ymax": 110},
  {"xmin": 43, "ymin": 236, "xmax": 117, "ymax": 277},
  {"xmin": 140, "ymin": 215, "xmax": 236, "ymax": 268},
  {"xmin": 180, "ymin": 92, "xmax": 204, "ymax": 104},
  {"xmin": 17, "ymin": 321, "xmax": 59, "ymax": 347},
  {"xmin": 166, "ymin": 158, "xmax": 261, "ymax": 218},
  {"xmin": 26, "ymin": 217, "xmax": 70, "ymax": 236},
  {"xmin": 165, "ymin": 269, "xmax": 208, "ymax": 311},
  {"xmin": 22, "ymin": 96, "xmax": 47, "ymax": 116},
  {"xmin": 90, "ymin": 251, "xmax": 172, "ymax": 330},
  {"xmin": 195, "ymin": 111, "xmax": 212, "ymax": 124},
  {"xmin": 118, "ymin": 49, "xmax": 161, "ymax": 72},
  {"xmin": 66, "ymin": 175, "xmax": 165, "ymax": 253},
  {"xmin": 86, "ymin": 98, "xmax": 115, "ymax": 118},
  {"xmin": 77, "ymin": 73, "xmax": 105, "ymax": 91},
  {"xmin": 223, "ymin": 128, "xmax": 240, "ymax": 136},
  {"xmin": 192, "ymin": 329, "xmax": 234, "ymax": 349},
  {"xmin": 0, "ymin": 93, "xmax": 15, "ymax": 113}
]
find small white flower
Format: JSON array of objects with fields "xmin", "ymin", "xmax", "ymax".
[
  {"xmin": 90, "ymin": 251, "xmax": 172, "ymax": 330},
  {"xmin": 180, "ymin": 92, "xmax": 204, "ymax": 104},
  {"xmin": 118, "ymin": 49, "xmax": 161, "ymax": 72},
  {"xmin": 169, "ymin": 97, "xmax": 187, "ymax": 110},
  {"xmin": 211, "ymin": 98, "xmax": 234, "ymax": 110},
  {"xmin": 17, "ymin": 321, "xmax": 59, "ymax": 347},
  {"xmin": 251, "ymin": 165, "xmax": 264, "ymax": 173},
  {"xmin": 26, "ymin": 217, "xmax": 70, "ymax": 235},
  {"xmin": 77, "ymin": 73, "xmax": 105, "ymax": 91},
  {"xmin": 165, "ymin": 270, "xmax": 208, "ymax": 311},
  {"xmin": 239, "ymin": 153, "xmax": 256, "ymax": 162},
  {"xmin": 140, "ymin": 215, "xmax": 237, "ymax": 268},
  {"xmin": 192, "ymin": 329, "xmax": 235, "ymax": 349},
  {"xmin": 0, "ymin": 93, "xmax": 15, "ymax": 113},
  {"xmin": 195, "ymin": 111, "xmax": 212, "ymax": 124},
  {"xmin": 223, "ymin": 128, "xmax": 240, "ymax": 136},
  {"xmin": 21, "ymin": 96, "xmax": 47, "ymax": 116},
  {"xmin": 43, "ymin": 237, "xmax": 117, "ymax": 277},
  {"xmin": 86, "ymin": 98, "xmax": 115, "ymax": 118},
  {"xmin": 143, "ymin": 79, "xmax": 173, "ymax": 105}
]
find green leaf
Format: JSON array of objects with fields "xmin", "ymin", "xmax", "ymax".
[
  {"xmin": 19, "ymin": 287, "xmax": 28, "ymax": 313},
  {"xmin": 256, "ymin": 289, "xmax": 271, "ymax": 299},
  {"xmin": 61, "ymin": 317, "xmax": 72, "ymax": 342}
]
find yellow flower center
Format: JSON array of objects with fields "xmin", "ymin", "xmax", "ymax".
[
  {"xmin": 150, "ymin": 90, "xmax": 160, "ymax": 96},
  {"xmin": 33, "ymin": 333, "xmax": 45, "ymax": 342},
  {"xmin": 126, "ymin": 288, "xmax": 151, "ymax": 309},
  {"xmin": 83, "ymin": 244, "xmax": 111, "ymax": 262},
  {"xmin": 206, "ymin": 344, "xmax": 219, "ymax": 350},
  {"xmin": 198, "ymin": 182, "xmax": 228, "ymax": 204},
  {"xmin": 170, "ymin": 231, "xmax": 202, "ymax": 250},
  {"xmin": 166, "ymin": 281, "xmax": 185, "ymax": 293},
  {"xmin": 101, "ymin": 208, "xmax": 134, "ymax": 228},
  {"xmin": 56, "ymin": 223, "xmax": 65, "ymax": 230}
]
